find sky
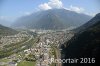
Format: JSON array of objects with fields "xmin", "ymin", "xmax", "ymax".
[{"xmin": 0, "ymin": 0, "xmax": 100, "ymax": 22}]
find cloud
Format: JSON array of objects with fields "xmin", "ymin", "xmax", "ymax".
[
  {"xmin": 38, "ymin": 0, "xmax": 63, "ymax": 10},
  {"xmin": 65, "ymin": 5, "xmax": 97, "ymax": 16},
  {"xmin": 85, "ymin": 12, "xmax": 97, "ymax": 17},
  {"xmin": 65, "ymin": 5, "xmax": 85, "ymax": 13},
  {"xmin": 37, "ymin": 0, "xmax": 96, "ymax": 17},
  {"xmin": 39, "ymin": 3, "xmax": 52, "ymax": 10},
  {"xmin": 48, "ymin": 0, "xmax": 63, "ymax": 8},
  {"xmin": 38, "ymin": 0, "xmax": 86, "ymax": 15}
]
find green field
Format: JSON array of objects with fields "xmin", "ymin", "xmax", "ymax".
[
  {"xmin": 17, "ymin": 61, "xmax": 36, "ymax": 66},
  {"xmin": 0, "ymin": 58, "xmax": 9, "ymax": 62}
]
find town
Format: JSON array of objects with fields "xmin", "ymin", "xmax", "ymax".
[{"xmin": 0, "ymin": 30, "xmax": 74, "ymax": 66}]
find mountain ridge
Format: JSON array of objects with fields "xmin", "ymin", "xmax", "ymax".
[
  {"xmin": 61, "ymin": 13, "xmax": 100, "ymax": 66},
  {"xmin": 0, "ymin": 24, "xmax": 18, "ymax": 36},
  {"xmin": 12, "ymin": 9, "xmax": 92, "ymax": 30},
  {"xmin": 74, "ymin": 13, "xmax": 100, "ymax": 33}
]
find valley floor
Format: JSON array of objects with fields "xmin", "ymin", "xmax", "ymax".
[{"xmin": 0, "ymin": 30, "xmax": 74, "ymax": 66}]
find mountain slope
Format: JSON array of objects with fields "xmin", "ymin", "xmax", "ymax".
[
  {"xmin": 61, "ymin": 13, "xmax": 100, "ymax": 66},
  {"xmin": 74, "ymin": 13, "xmax": 100, "ymax": 33},
  {"xmin": 0, "ymin": 24, "xmax": 18, "ymax": 36},
  {"xmin": 13, "ymin": 9, "xmax": 92, "ymax": 29}
]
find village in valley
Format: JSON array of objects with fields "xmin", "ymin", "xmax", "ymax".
[{"xmin": 0, "ymin": 30, "xmax": 74, "ymax": 66}]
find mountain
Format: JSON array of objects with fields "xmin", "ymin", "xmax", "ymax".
[
  {"xmin": 12, "ymin": 9, "xmax": 92, "ymax": 30},
  {"xmin": 74, "ymin": 13, "xmax": 100, "ymax": 33},
  {"xmin": 61, "ymin": 13, "xmax": 100, "ymax": 66},
  {"xmin": 0, "ymin": 24, "xmax": 18, "ymax": 36}
]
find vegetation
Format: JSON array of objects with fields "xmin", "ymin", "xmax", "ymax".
[
  {"xmin": 0, "ymin": 58, "xmax": 9, "ymax": 62},
  {"xmin": 0, "ymin": 37, "xmax": 36, "ymax": 58},
  {"xmin": 0, "ymin": 24, "xmax": 18, "ymax": 36},
  {"xmin": 24, "ymin": 54, "xmax": 36, "ymax": 61},
  {"xmin": 50, "ymin": 63, "xmax": 56, "ymax": 66},
  {"xmin": 17, "ymin": 60, "xmax": 36, "ymax": 66},
  {"xmin": 62, "ymin": 20, "xmax": 100, "ymax": 66}
]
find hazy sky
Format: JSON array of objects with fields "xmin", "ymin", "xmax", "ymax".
[{"xmin": 0, "ymin": 0, "xmax": 100, "ymax": 21}]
